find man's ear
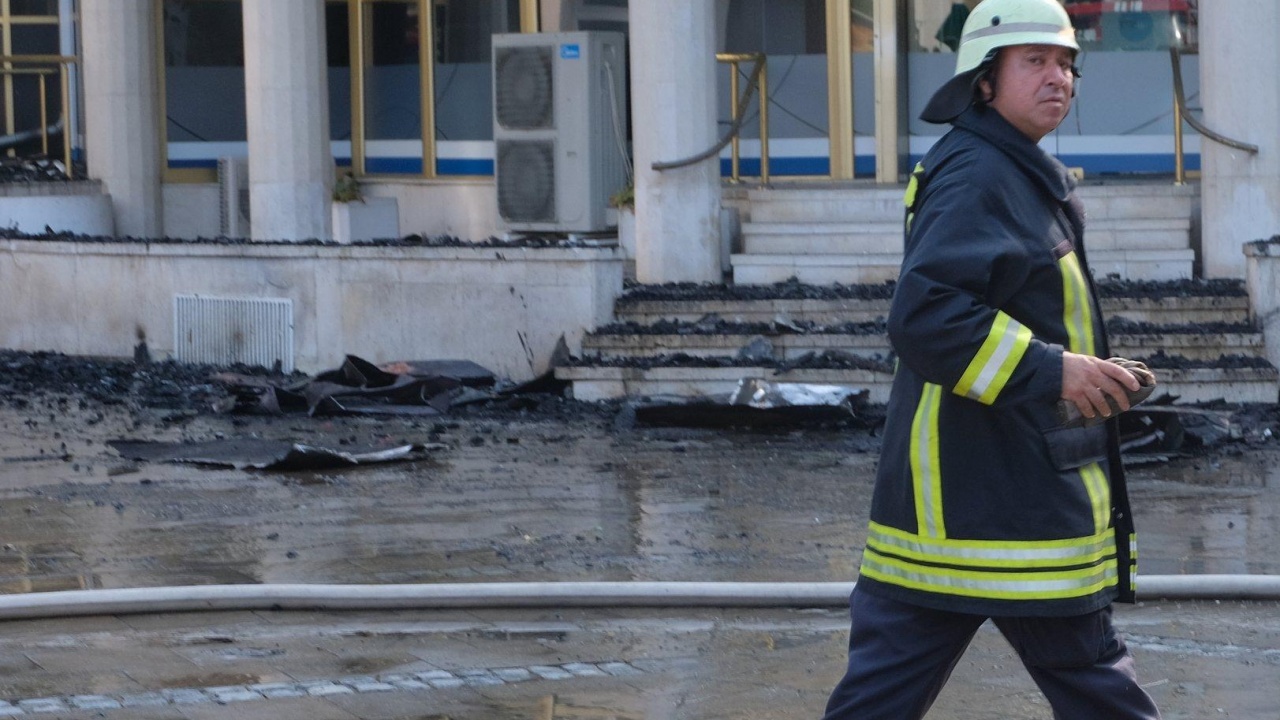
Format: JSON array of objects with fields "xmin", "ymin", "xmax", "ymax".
[{"xmin": 977, "ymin": 73, "xmax": 995, "ymax": 103}]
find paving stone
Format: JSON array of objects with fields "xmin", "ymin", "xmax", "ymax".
[
  {"xmin": 529, "ymin": 665, "xmax": 574, "ymax": 680},
  {"xmin": 492, "ymin": 667, "xmax": 535, "ymax": 682},
  {"xmin": 343, "ymin": 677, "xmax": 397, "ymax": 693},
  {"xmin": 426, "ymin": 677, "xmax": 466, "ymax": 689},
  {"xmin": 119, "ymin": 691, "xmax": 172, "ymax": 707},
  {"xmin": 460, "ymin": 672, "xmax": 504, "ymax": 687},
  {"xmin": 161, "ymin": 688, "xmax": 212, "ymax": 705},
  {"xmin": 301, "ymin": 681, "xmax": 355, "ymax": 697},
  {"xmin": 18, "ymin": 697, "xmax": 68, "ymax": 713},
  {"xmin": 562, "ymin": 662, "xmax": 609, "ymax": 677},
  {"xmin": 0, "ymin": 701, "xmax": 22, "ymax": 717},
  {"xmin": 413, "ymin": 670, "xmax": 457, "ymax": 681},
  {"xmin": 203, "ymin": 685, "xmax": 261, "ymax": 704},
  {"xmin": 382, "ymin": 675, "xmax": 431, "ymax": 691},
  {"xmin": 599, "ymin": 661, "xmax": 644, "ymax": 676},
  {"xmin": 248, "ymin": 682, "xmax": 307, "ymax": 699},
  {"xmin": 69, "ymin": 694, "xmax": 122, "ymax": 710}
]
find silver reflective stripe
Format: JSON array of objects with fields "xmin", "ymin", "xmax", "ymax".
[
  {"xmin": 863, "ymin": 554, "xmax": 1118, "ymax": 594},
  {"xmin": 869, "ymin": 527, "xmax": 1113, "ymax": 565},
  {"xmin": 963, "ymin": 21, "xmax": 1072, "ymax": 42},
  {"xmin": 963, "ymin": 316, "xmax": 1027, "ymax": 402}
]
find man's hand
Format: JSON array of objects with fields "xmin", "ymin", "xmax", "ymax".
[{"xmin": 1061, "ymin": 351, "xmax": 1142, "ymax": 421}]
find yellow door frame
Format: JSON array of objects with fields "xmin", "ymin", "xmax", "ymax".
[{"xmin": 826, "ymin": 0, "xmax": 906, "ymax": 184}]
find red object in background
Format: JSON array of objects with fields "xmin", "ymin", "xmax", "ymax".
[{"xmin": 1065, "ymin": 0, "xmax": 1192, "ymax": 15}]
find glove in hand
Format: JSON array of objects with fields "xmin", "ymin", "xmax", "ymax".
[{"xmin": 1056, "ymin": 357, "xmax": 1157, "ymax": 429}]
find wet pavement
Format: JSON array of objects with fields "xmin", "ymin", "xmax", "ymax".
[{"xmin": 0, "ymin": 392, "xmax": 1279, "ymax": 718}]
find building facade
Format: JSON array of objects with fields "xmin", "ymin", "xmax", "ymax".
[{"xmin": 6, "ymin": 0, "xmax": 1276, "ymax": 280}]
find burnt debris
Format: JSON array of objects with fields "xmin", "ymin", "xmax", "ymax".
[{"xmin": 0, "ymin": 156, "xmax": 85, "ymax": 184}]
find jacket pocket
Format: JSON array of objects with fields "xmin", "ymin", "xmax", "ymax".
[{"xmin": 1041, "ymin": 423, "xmax": 1108, "ymax": 471}]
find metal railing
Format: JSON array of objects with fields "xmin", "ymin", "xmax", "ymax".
[
  {"xmin": 0, "ymin": 54, "xmax": 76, "ymax": 179},
  {"xmin": 1169, "ymin": 20, "xmax": 1256, "ymax": 185},
  {"xmin": 652, "ymin": 53, "xmax": 769, "ymax": 184}
]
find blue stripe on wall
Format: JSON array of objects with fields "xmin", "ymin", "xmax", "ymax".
[
  {"xmin": 170, "ymin": 154, "xmax": 1200, "ymax": 177},
  {"xmin": 437, "ymin": 158, "xmax": 494, "ymax": 175}
]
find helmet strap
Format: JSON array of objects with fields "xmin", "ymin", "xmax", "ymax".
[{"xmin": 972, "ymin": 49, "xmax": 1001, "ymax": 107}]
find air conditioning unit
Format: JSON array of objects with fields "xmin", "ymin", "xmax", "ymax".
[
  {"xmin": 493, "ymin": 31, "xmax": 628, "ymax": 233},
  {"xmin": 217, "ymin": 156, "xmax": 250, "ymax": 237}
]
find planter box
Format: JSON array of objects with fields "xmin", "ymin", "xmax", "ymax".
[
  {"xmin": 0, "ymin": 182, "xmax": 113, "ymax": 236},
  {"xmin": 332, "ymin": 196, "xmax": 399, "ymax": 243}
]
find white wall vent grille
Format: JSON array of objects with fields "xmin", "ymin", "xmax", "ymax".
[{"xmin": 173, "ymin": 295, "xmax": 294, "ymax": 372}]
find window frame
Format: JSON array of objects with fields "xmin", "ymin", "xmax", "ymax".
[{"xmin": 159, "ymin": 0, "xmax": 539, "ymax": 184}]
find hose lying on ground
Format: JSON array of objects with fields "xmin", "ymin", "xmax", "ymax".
[{"xmin": 0, "ymin": 576, "xmax": 1275, "ymax": 621}]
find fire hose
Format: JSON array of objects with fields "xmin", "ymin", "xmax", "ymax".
[{"xmin": 0, "ymin": 576, "xmax": 1275, "ymax": 621}]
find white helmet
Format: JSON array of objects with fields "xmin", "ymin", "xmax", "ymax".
[{"xmin": 921, "ymin": 0, "xmax": 1079, "ymax": 124}]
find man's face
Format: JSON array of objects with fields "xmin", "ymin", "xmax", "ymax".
[{"xmin": 985, "ymin": 44, "xmax": 1075, "ymax": 142}]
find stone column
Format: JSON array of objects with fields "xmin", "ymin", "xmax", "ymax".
[
  {"xmin": 629, "ymin": 0, "xmax": 722, "ymax": 283},
  {"xmin": 1199, "ymin": 3, "xmax": 1280, "ymax": 279},
  {"xmin": 242, "ymin": 0, "xmax": 333, "ymax": 241},
  {"xmin": 80, "ymin": 0, "xmax": 162, "ymax": 238}
]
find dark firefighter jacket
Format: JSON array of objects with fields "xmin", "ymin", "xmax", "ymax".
[{"xmin": 857, "ymin": 105, "xmax": 1138, "ymax": 617}]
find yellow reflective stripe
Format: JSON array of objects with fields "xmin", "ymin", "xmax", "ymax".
[
  {"xmin": 1059, "ymin": 252, "xmax": 1095, "ymax": 355},
  {"xmin": 953, "ymin": 311, "xmax": 1033, "ymax": 404},
  {"xmin": 903, "ymin": 162, "xmax": 925, "ymax": 208},
  {"xmin": 868, "ymin": 521, "xmax": 1114, "ymax": 569},
  {"xmin": 911, "ymin": 384, "xmax": 945, "ymax": 539},
  {"xmin": 861, "ymin": 549, "xmax": 1118, "ymax": 600},
  {"xmin": 904, "ymin": 163, "xmax": 924, "ymax": 233},
  {"xmin": 1078, "ymin": 462, "xmax": 1111, "ymax": 535}
]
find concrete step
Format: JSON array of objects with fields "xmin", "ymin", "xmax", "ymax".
[
  {"xmin": 583, "ymin": 325, "xmax": 1265, "ymax": 364},
  {"xmin": 731, "ymin": 249, "xmax": 1194, "ymax": 284},
  {"xmin": 1087, "ymin": 248, "xmax": 1196, "ymax": 282},
  {"xmin": 588, "ymin": 318, "xmax": 1263, "ymax": 361},
  {"xmin": 1086, "ymin": 218, "xmax": 1193, "ymax": 251},
  {"xmin": 731, "ymin": 253, "xmax": 902, "ymax": 285},
  {"xmin": 739, "ymin": 220, "xmax": 1190, "ymax": 255},
  {"xmin": 583, "ymin": 329, "xmax": 890, "ymax": 360},
  {"xmin": 740, "ymin": 222, "xmax": 903, "ymax": 255},
  {"xmin": 572, "ymin": 277, "xmax": 1273, "ymax": 405},
  {"xmin": 615, "ymin": 286, "xmax": 1251, "ymax": 326},
  {"xmin": 740, "ymin": 182, "xmax": 1195, "ymax": 224},
  {"xmin": 1073, "ymin": 183, "xmax": 1197, "ymax": 222},
  {"xmin": 745, "ymin": 186, "xmax": 904, "ymax": 223},
  {"xmin": 737, "ymin": 221, "xmax": 1191, "ymax": 278},
  {"xmin": 732, "ymin": 182, "xmax": 1198, "ymax": 282},
  {"xmin": 559, "ymin": 362, "xmax": 1279, "ymax": 406},
  {"xmin": 560, "ymin": 365, "xmax": 897, "ymax": 404}
]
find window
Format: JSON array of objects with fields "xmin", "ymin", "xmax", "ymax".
[
  {"xmin": 160, "ymin": 0, "xmax": 536, "ymax": 178},
  {"xmin": 0, "ymin": 0, "xmax": 62, "ymax": 156},
  {"xmin": 162, "ymin": 0, "xmax": 246, "ymax": 169}
]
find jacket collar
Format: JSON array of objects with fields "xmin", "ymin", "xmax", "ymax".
[{"xmin": 952, "ymin": 105, "xmax": 1074, "ymax": 204}]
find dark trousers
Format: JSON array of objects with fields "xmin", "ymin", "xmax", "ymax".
[{"xmin": 822, "ymin": 585, "xmax": 1162, "ymax": 720}]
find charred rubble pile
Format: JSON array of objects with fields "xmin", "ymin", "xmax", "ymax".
[
  {"xmin": 0, "ymin": 349, "xmax": 591, "ymax": 421},
  {"xmin": 0, "ymin": 349, "xmax": 240, "ymax": 412},
  {"xmin": 0, "ymin": 156, "xmax": 86, "ymax": 184},
  {"xmin": 0, "ymin": 225, "xmax": 605, "ymax": 249}
]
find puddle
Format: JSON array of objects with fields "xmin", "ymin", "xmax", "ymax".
[
  {"xmin": 0, "ymin": 399, "xmax": 1277, "ymax": 592},
  {"xmin": 1128, "ymin": 452, "xmax": 1280, "ymax": 575}
]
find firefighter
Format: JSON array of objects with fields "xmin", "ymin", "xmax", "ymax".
[{"xmin": 821, "ymin": 0, "xmax": 1162, "ymax": 717}]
